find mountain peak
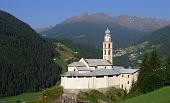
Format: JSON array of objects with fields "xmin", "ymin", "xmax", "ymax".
[
  {"xmin": 118, "ymin": 14, "xmax": 131, "ymax": 18},
  {"xmin": 40, "ymin": 12, "xmax": 170, "ymax": 50}
]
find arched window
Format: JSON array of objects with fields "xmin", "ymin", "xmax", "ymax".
[
  {"xmin": 105, "ymin": 50, "xmax": 106, "ymax": 55},
  {"xmin": 108, "ymin": 44, "xmax": 110, "ymax": 48},
  {"xmin": 108, "ymin": 50, "xmax": 110, "ymax": 55}
]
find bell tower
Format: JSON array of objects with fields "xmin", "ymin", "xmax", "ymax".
[{"xmin": 103, "ymin": 27, "xmax": 113, "ymax": 64}]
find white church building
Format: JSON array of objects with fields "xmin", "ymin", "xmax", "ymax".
[{"xmin": 61, "ymin": 28, "xmax": 138, "ymax": 91}]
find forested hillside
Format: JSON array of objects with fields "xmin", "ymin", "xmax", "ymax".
[
  {"xmin": 50, "ymin": 39, "xmax": 101, "ymax": 59},
  {"xmin": 112, "ymin": 25, "xmax": 170, "ymax": 67},
  {"xmin": 138, "ymin": 25, "xmax": 170, "ymax": 59},
  {"xmin": 0, "ymin": 10, "xmax": 61, "ymax": 97}
]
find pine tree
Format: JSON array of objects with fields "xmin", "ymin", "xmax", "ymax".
[
  {"xmin": 164, "ymin": 54, "xmax": 170, "ymax": 85},
  {"xmin": 136, "ymin": 52, "xmax": 148, "ymax": 93},
  {"xmin": 146, "ymin": 50, "xmax": 163, "ymax": 92},
  {"xmin": 136, "ymin": 50, "xmax": 164, "ymax": 93},
  {"xmin": 148, "ymin": 49, "xmax": 161, "ymax": 71}
]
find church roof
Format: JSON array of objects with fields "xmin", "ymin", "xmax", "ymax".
[
  {"xmin": 113, "ymin": 66, "xmax": 138, "ymax": 74},
  {"xmin": 105, "ymin": 27, "xmax": 111, "ymax": 37},
  {"xmin": 76, "ymin": 67, "xmax": 92, "ymax": 71},
  {"xmin": 105, "ymin": 27, "xmax": 110, "ymax": 34},
  {"xmin": 85, "ymin": 59, "xmax": 112, "ymax": 66},
  {"xmin": 93, "ymin": 68, "xmax": 120, "ymax": 76},
  {"xmin": 61, "ymin": 71, "xmax": 95, "ymax": 77},
  {"xmin": 67, "ymin": 62, "xmax": 86, "ymax": 67},
  {"xmin": 62, "ymin": 66, "xmax": 138, "ymax": 77}
]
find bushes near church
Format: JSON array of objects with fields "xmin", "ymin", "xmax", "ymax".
[{"xmin": 77, "ymin": 87, "xmax": 126, "ymax": 103}]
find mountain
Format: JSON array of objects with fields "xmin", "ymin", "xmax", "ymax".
[
  {"xmin": 41, "ymin": 13, "xmax": 170, "ymax": 48},
  {"xmin": 138, "ymin": 25, "xmax": 170, "ymax": 59},
  {"xmin": 113, "ymin": 25, "xmax": 170, "ymax": 67},
  {"xmin": 35, "ymin": 26, "xmax": 53, "ymax": 34},
  {"xmin": 112, "ymin": 15, "xmax": 170, "ymax": 32},
  {"xmin": 0, "ymin": 10, "xmax": 60, "ymax": 97}
]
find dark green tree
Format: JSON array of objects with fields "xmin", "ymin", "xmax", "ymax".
[
  {"xmin": 164, "ymin": 54, "xmax": 170, "ymax": 85},
  {"xmin": 135, "ymin": 50, "xmax": 164, "ymax": 93},
  {"xmin": 145, "ymin": 50, "xmax": 163, "ymax": 92},
  {"xmin": 136, "ymin": 52, "xmax": 148, "ymax": 93},
  {"xmin": 148, "ymin": 49, "xmax": 161, "ymax": 71}
]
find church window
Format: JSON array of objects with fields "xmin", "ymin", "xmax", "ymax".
[
  {"xmin": 128, "ymin": 81, "xmax": 129, "ymax": 84},
  {"xmin": 128, "ymin": 75, "xmax": 129, "ymax": 78},
  {"xmin": 105, "ymin": 50, "xmax": 106, "ymax": 55},
  {"xmin": 108, "ymin": 44, "xmax": 110, "ymax": 48},
  {"xmin": 108, "ymin": 50, "xmax": 110, "ymax": 55}
]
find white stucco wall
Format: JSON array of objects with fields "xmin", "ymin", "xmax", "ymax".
[
  {"xmin": 61, "ymin": 72, "xmax": 138, "ymax": 92},
  {"xmin": 78, "ymin": 71, "xmax": 91, "ymax": 73},
  {"xmin": 61, "ymin": 76, "xmax": 94, "ymax": 89},
  {"xmin": 108, "ymin": 75, "xmax": 120, "ymax": 87},
  {"xmin": 119, "ymin": 72, "xmax": 138, "ymax": 92},
  {"xmin": 94, "ymin": 76, "xmax": 108, "ymax": 88}
]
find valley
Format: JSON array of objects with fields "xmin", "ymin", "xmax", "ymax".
[{"xmin": 1, "ymin": 2, "xmax": 170, "ymax": 102}]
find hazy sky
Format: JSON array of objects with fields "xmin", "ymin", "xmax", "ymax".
[{"xmin": 0, "ymin": 0, "xmax": 170, "ymax": 28}]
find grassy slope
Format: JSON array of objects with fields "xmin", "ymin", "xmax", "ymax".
[
  {"xmin": 0, "ymin": 82, "xmax": 62, "ymax": 103},
  {"xmin": 54, "ymin": 43, "xmax": 77, "ymax": 73},
  {"xmin": 0, "ymin": 92, "xmax": 41, "ymax": 103},
  {"xmin": 120, "ymin": 86, "xmax": 170, "ymax": 103}
]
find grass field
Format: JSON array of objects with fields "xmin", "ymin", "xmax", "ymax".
[
  {"xmin": 0, "ymin": 81, "xmax": 61, "ymax": 103},
  {"xmin": 0, "ymin": 92, "xmax": 41, "ymax": 103},
  {"xmin": 55, "ymin": 59, "xmax": 67, "ymax": 73},
  {"xmin": 120, "ymin": 86, "xmax": 170, "ymax": 103}
]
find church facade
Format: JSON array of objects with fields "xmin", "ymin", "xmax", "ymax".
[{"xmin": 60, "ymin": 28, "xmax": 138, "ymax": 92}]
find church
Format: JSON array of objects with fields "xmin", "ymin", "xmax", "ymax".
[{"xmin": 60, "ymin": 28, "xmax": 138, "ymax": 92}]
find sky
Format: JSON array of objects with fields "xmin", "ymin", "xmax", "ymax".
[{"xmin": 0, "ymin": 0, "xmax": 170, "ymax": 28}]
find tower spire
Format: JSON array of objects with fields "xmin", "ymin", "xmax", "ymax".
[{"xmin": 105, "ymin": 27, "xmax": 110, "ymax": 34}]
